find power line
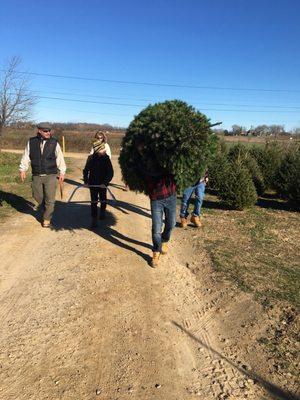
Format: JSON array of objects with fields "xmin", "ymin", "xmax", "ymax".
[
  {"xmin": 34, "ymin": 90, "xmax": 300, "ymax": 110},
  {"xmin": 38, "ymin": 95, "xmax": 300, "ymax": 113},
  {"xmin": 5, "ymin": 69, "xmax": 300, "ymax": 93},
  {"xmin": 39, "ymin": 96, "xmax": 142, "ymax": 107},
  {"xmin": 34, "ymin": 84, "xmax": 300, "ymax": 105}
]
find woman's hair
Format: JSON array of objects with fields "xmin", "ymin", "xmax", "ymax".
[{"xmin": 94, "ymin": 130, "xmax": 107, "ymax": 143}]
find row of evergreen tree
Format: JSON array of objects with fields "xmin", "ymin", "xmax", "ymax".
[
  {"xmin": 118, "ymin": 99, "xmax": 299, "ymax": 211},
  {"xmin": 208, "ymin": 142, "xmax": 300, "ymax": 210}
]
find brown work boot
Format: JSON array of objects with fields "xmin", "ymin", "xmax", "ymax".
[
  {"xmin": 190, "ymin": 215, "xmax": 201, "ymax": 228},
  {"xmin": 161, "ymin": 242, "xmax": 168, "ymax": 255},
  {"xmin": 180, "ymin": 217, "xmax": 188, "ymax": 228},
  {"xmin": 151, "ymin": 252, "xmax": 160, "ymax": 268},
  {"xmin": 42, "ymin": 219, "xmax": 51, "ymax": 228}
]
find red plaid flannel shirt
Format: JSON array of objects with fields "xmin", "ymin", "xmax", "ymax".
[{"xmin": 146, "ymin": 174, "xmax": 176, "ymax": 201}]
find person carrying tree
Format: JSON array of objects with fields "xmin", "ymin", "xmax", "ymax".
[
  {"xmin": 83, "ymin": 137, "xmax": 114, "ymax": 228},
  {"xmin": 19, "ymin": 124, "xmax": 66, "ymax": 227},
  {"xmin": 135, "ymin": 136, "xmax": 177, "ymax": 268}
]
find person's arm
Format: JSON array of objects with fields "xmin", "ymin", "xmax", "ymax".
[
  {"xmin": 83, "ymin": 156, "xmax": 92, "ymax": 184},
  {"xmin": 105, "ymin": 143, "xmax": 112, "ymax": 159},
  {"xmin": 103, "ymin": 157, "xmax": 114, "ymax": 186},
  {"xmin": 55, "ymin": 142, "xmax": 66, "ymax": 181},
  {"xmin": 19, "ymin": 142, "xmax": 30, "ymax": 181}
]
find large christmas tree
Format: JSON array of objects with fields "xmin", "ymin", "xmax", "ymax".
[{"xmin": 119, "ymin": 100, "xmax": 217, "ymax": 194}]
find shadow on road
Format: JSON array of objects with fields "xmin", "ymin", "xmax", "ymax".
[
  {"xmin": 109, "ymin": 182, "xmax": 128, "ymax": 191},
  {"xmin": 1, "ymin": 188, "xmax": 152, "ymax": 264},
  {"xmin": 64, "ymin": 177, "xmax": 84, "ymax": 187},
  {"xmin": 172, "ymin": 321, "xmax": 299, "ymax": 400},
  {"xmin": 64, "ymin": 179, "xmax": 151, "ymax": 217},
  {"xmin": 52, "ymin": 201, "xmax": 151, "ymax": 264},
  {"xmin": 0, "ymin": 190, "xmax": 39, "ymax": 219},
  {"xmin": 109, "ymin": 200, "xmax": 151, "ymax": 218},
  {"xmin": 2, "ymin": 176, "xmax": 153, "ymax": 265}
]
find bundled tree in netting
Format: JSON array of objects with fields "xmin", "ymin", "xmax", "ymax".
[
  {"xmin": 218, "ymin": 160, "xmax": 258, "ymax": 210},
  {"xmin": 119, "ymin": 100, "xmax": 217, "ymax": 194},
  {"xmin": 274, "ymin": 146, "xmax": 300, "ymax": 206}
]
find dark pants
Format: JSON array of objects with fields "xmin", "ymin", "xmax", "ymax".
[
  {"xmin": 150, "ymin": 194, "xmax": 177, "ymax": 252},
  {"xmin": 90, "ymin": 187, "xmax": 107, "ymax": 218}
]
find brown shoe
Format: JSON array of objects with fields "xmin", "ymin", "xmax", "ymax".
[
  {"xmin": 151, "ymin": 252, "xmax": 160, "ymax": 268},
  {"xmin": 190, "ymin": 215, "xmax": 201, "ymax": 228},
  {"xmin": 180, "ymin": 217, "xmax": 188, "ymax": 228},
  {"xmin": 42, "ymin": 219, "xmax": 51, "ymax": 228},
  {"xmin": 161, "ymin": 242, "xmax": 168, "ymax": 255}
]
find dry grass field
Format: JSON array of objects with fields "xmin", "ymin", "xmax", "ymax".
[{"xmin": 1, "ymin": 127, "xmax": 124, "ymax": 154}]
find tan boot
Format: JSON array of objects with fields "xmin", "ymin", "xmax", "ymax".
[
  {"xmin": 42, "ymin": 219, "xmax": 51, "ymax": 228},
  {"xmin": 180, "ymin": 217, "xmax": 188, "ymax": 228},
  {"xmin": 190, "ymin": 215, "xmax": 201, "ymax": 228},
  {"xmin": 161, "ymin": 242, "xmax": 168, "ymax": 255},
  {"xmin": 151, "ymin": 252, "xmax": 160, "ymax": 268}
]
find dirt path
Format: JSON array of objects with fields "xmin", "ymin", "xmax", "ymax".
[{"xmin": 0, "ymin": 156, "xmax": 288, "ymax": 400}]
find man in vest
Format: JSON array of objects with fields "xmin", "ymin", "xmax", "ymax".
[{"xmin": 19, "ymin": 124, "xmax": 66, "ymax": 227}]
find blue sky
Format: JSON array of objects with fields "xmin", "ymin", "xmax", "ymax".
[{"xmin": 1, "ymin": 0, "xmax": 300, "ymax": 129}]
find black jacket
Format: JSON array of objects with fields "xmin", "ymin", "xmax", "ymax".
[
  {"xmin": 83, "ymin": 153, "xmax": 114, "ymax": 186},
  {"xmin": 29, "ymin": 136, "xmax": 58, "ymax": 175}
]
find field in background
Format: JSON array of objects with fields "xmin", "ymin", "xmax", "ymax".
[
  {"xmin": 2, "ymin": 128, "xmax": 300, "ymax": 155},
  {"xmin": 1, "ymin": 128, "xmax": 124, "ymax": 154},
  {"xmin": 219, "ymin": 134, "xmax": 300, "ymax": 148}
]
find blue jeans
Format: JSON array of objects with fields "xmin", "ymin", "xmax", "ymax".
[
  {"xmin": 180, "ymin": 182, "xmax": 205, "ymax": 218},
  {"xmin": 151, "ymin": 194, "xmax": 177, "ymax": 252}
]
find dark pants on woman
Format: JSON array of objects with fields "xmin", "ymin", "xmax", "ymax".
[{"xmin": 90, "ymin": 187, "xmax": 107, "ymax": 218}]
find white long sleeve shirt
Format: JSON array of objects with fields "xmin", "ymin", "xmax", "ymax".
[{"xmin": 19, "ymin": 139, "xmax": 67, "ymax": 175}]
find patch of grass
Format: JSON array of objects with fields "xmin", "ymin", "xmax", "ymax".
[
  {"xmin": 195, "ymin": 193, "xmax": 300, "ymax": 309},
  {"xmin": 0, "ymin": 153, "xmax": 74, "ymax": 221},
  {"xmin": 0, "ymin": 152, "xmax": 33, "ymax": 220},
  {"xmin": 191, "ymin": 193, "xmax": 300, "ymax": 381},
  {"xmin": 258, "ymin": 308, "xmax": 299, "ymax": 377}
]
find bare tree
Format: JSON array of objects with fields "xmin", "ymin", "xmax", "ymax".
[
  {"xmin": 231, "ymin": 124, "xmax": 244, "ymax": 136},
  {"xmin": 0, "ymin": 56, "xmax": 36, "ymax": 147},
  {"xmin": 268, "ymin": 124, "xmax": 284, "ymax": 138},
  {"xmin": 252, "ymin": 124, "xmax": 270, "ymax": 137}
]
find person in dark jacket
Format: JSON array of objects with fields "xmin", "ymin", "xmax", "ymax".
[
  {"xmin": 83, "ymin": 139, "xmax": 114, "ymax": 227},
  {"xmin": 135, "ymin": 137, "xmax": 177, "ymax": 268}
]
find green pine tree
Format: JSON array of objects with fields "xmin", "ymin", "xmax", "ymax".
[
  {"xmin": 218, "ymin": 160, "xmax": 258, "ymax": 210},
  {"xmin": 274, "ymin": 147, "xmax": 300, "ymax": 206},
  {"xmin": 119, "ymin": 100, "xmax": 217, "ymax": 193}
]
